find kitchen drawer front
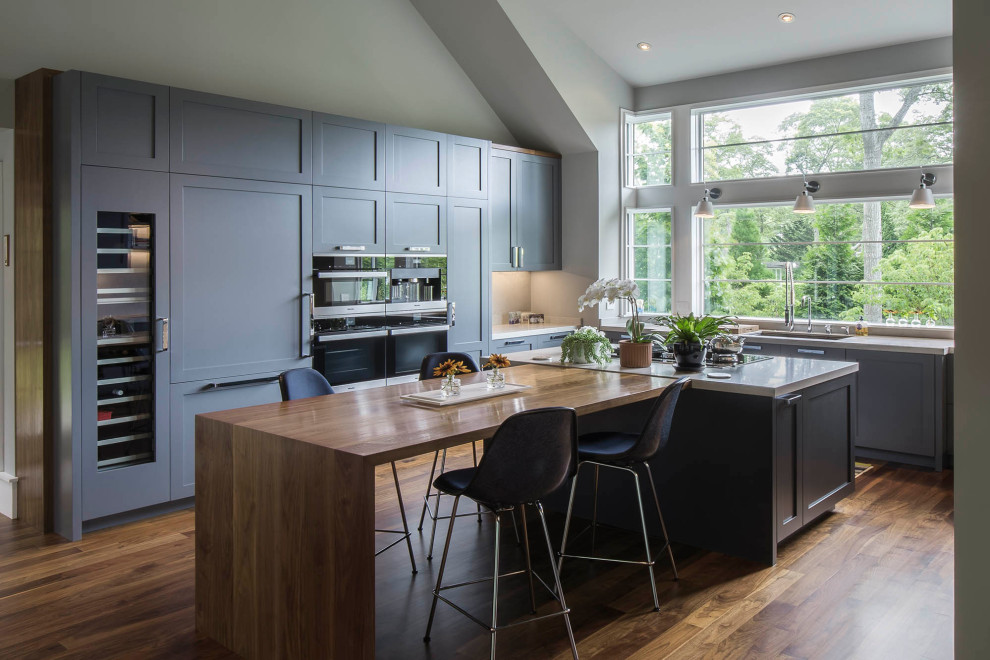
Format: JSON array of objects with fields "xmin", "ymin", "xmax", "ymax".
[
  {"xmin": 538, "ymin": 331, "xmax": 574, "ymax": 349},
  {"xmin": 778, "ymin": 344, "xmax": 847, "ymax": 361},
  {"xmin": 170, "ymin": 88, "xmax": 312, "ymax": 183},
  {"xmin": 80, "ymin": 72, "xmax": 169, "ymax": 171},
  {"xmin": 741, "ymin": 341, "xmax": 781, "ymax": 356},
  {"xmin": 492, "ymin": 336, "xmax": 538, "ymax": 354}
]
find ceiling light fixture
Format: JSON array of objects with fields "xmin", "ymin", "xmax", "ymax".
[
  {"xmin": 909, "ymin": 172, "xmax": 937, "ymax": 209},
  {"xmin": 778, "ymin": 12, "xmax": 796, "ymax": 23},
  {"xmin": 637, "ymin": 42, "xmax": 652, "ymax": 51},
  {"xmin": 793, "ymin": 179, "xmax": 819, "ymax": 214},
  {"xmin": 695, "ymin": 188, "xmax": 722, "ymax": 218}
]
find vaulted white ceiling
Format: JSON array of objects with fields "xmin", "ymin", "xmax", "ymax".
[{"xmin": 516, "ymin": 0, "xmax": 952, "ymax": 87}]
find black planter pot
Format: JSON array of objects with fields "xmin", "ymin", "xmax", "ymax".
[{"xmin": 671, "ymin": 342, "xmax": 707, "ymax": 371}]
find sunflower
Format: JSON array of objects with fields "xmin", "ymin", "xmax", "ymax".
[
  {"xmin": 484, "ymin": 354, "xmax": 511, "ymax": 370},
  {"xmin": 433, "ymin": 359, "xmax": 471, "ymax": 378}
]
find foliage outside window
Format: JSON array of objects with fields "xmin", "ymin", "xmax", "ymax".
[
  {"xmin": 702, "ymin": 199, "xmax": 954, "ymax": 326},
  {"xmin": 626, "ymin": 210, "xmax": 672, "ymax": 314},
  {"xmin": 696, "ymin": 78, "xmax": 953, "ymax": 182},
  {"xmin": 626, "ymin": 112, "xmax": 672, "ymax": 187}
]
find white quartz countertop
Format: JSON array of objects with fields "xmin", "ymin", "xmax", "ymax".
[
  {"xmin": 508, "ymin": 347, "xmax": 859, "ymax": 397},
  {"xmin": 598, "ymin": 322, "xmax": 953, "ymax": 355},
  {"xmin": 491, "ymin": 323, "xmax": 579, "ymax": 340}
]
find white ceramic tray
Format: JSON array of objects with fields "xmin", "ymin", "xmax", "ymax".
[{"xmin": 400, "ymin": 382, "xmax": 531, "ymax": 407}]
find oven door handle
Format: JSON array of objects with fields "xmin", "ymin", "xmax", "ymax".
[
  {"xmin": 317, "ymin": 330, "xmax": 389, "ymax": 342},
  {"xmin": 316, "ymin": 271, "xmax": 388, "ymax": 279},
  {"xmin": 389, "ymin": 325, "xmax": 451, "ymax": 336}
]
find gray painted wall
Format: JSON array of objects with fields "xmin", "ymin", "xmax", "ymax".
[
  {"xmin": 0, "ymin": 0, "xmax": 515, "ymax": 143},
  {"xmin": 952, "ymin": 1, "xmax": 990, "ymax": 656},
  {"xmin": 0, "ymin": 78, "xmax": 13, "ymax": 128}
]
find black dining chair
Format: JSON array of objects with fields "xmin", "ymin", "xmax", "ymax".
[
  {"xmin": 423, "ymin": 407, "xmax": 580, "ymax": 660},
  {"xmin": 416, "ymin": 352, "xmax": 486, "ymax": 559},
  {"xmin": 278, "ymin": 368, "xmax": 417, "ymax": 574},
  {"xmin": 556, "ymin": 377, "xmax": 689, "ymax": 612}
]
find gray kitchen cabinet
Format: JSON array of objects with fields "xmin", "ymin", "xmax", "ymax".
[
  {"xmin": 386, "ymin": 125, "xmax": 446, "ymax": 196},
  {"xmin": 313, "ymin": 113, "xmax": 384, "ymax": 191},
  {"xmin": 777, "ymin": 344, "xmax": 846, "ymax": 361},
  {"xmin": 169, "ymin": 175, "xmax": 312, "ymax": 383},
  {"xmin": 448, "ymin": 135, "xmax": 489, "ymax": 199},
  {"xmin": 170, "ymin": 88, "xmax": 312, "ymax": 184},
  {"xmin": 313, "ymin": 186, "xmax": 385, "ymax": 255},
  {"xmin": 446, "ymin": 198, "xmax": 490, "ymax": 358},
  {"xmin": 490, "ymin": 147, "xmax": 561, "ymax": 271},
  {"xmin": 492, "ymin": 336, "xmax": 538, "ymax": 354},
  {"xmin": 81, "ymin": 72, "xmax": 169, "ymax": 171},
  {"xmin": 741, "ymin": 340, "xmax": 781, "ymax": 356},
  {"xmin": 169, "ymin": 374, "xmax": 282, "ymax": 500},
  {"xmin": 538, "ymin": 331, "xmax": 574, "ymax": 349},
  {"xmin": 385, "ymin": 193, "xmax": 447, "ymax": 254}
]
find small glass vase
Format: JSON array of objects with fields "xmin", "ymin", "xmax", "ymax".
[
  {"xmin": 486, "ymin": 369, "xmax": 506, "ymax": 389},
  {"xmin": 441, "ymin": 375, "xmax": 461, "ymax": 397}
]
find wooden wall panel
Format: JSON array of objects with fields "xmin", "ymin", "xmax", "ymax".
[{"xmin": 14, "ymin": 68, "xmax": 60, "ymax": 532}]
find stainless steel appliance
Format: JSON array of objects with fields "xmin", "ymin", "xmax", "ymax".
[
  {"xmin": 313, "ymin": 255, "xmax": 388, "ymax": 318},
  {"xmin": 386, "ymin": 309, "xmax": 450, "ymax": 383},
  {"xmin": 387, "ymin": 256, "xmax": 447, "ymax": 313},
  {"xmin": 311, "ymin": 314, "xmax": 388, "ymax": 390}
]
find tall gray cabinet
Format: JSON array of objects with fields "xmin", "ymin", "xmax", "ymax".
[{"xmin": 490, "ymin": 147, "xmax": 561, "ymax": 271}]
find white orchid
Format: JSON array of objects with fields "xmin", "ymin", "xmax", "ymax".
[{"xmin": 577, "ymin": 278, "xmax": 654, "ymax": 344}]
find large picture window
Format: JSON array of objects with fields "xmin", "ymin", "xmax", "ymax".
[
  {"xmin": 702, "ymin": 199, "xmax": 954, "ymax": 326},
  {"xmin": 695, "ymin": 78, "xmax": 953, "ymax": 181},
  {"xmin": 625, "ymin": 112, "xmax": 672, "ymax": 187},
  {"xmin": 626, "ymin": 209, "xmax": 672, "ymax": 313}
]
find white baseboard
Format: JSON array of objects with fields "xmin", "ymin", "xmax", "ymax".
[{"xmin": 0, "ymin": 472, "xmax": 17, "ymax": 520}]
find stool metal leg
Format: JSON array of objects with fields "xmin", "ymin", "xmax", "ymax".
[
  {"xmin": 643, "ymin": 462, "xmax": 678, "ymax": 580},
  {"xmin": 417, "ymin": 450, "xmax": 441, "ymax": 531},
  {"xmin": 632, "ymin": 470, "xmax": 660, "ymax": 611},
  {"xmin": 426, "ymin": 449, "xmax": 449, "ymax": 560},
  {"xmin": 391, "ymin": 461, "xmax": 417, "ymax": 574},
  {"xmin": 490, "ymin": 510, "xmax": 502, "ymax": 660},
  {"xmin": 556, "ymin": 464, "xmax": 583, "ymax": 577},
  {"xmin": 519, "ymin": 504, "xmax": 537, "ymax": 614},
  {"xmin": 424, "ymin": 495, "xmax": 460, "ymax": 643},
  {"xmin": 536, "ymin": 502, "xmax": 579, "ymax": 660},
  {"xmin": 472, "ymin": 441, "xmax": 482, "ymax": 523}
]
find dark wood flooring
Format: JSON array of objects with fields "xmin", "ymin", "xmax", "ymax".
[{"xmin": 0, "ymin": 448, "xmax": 954, "ymax": 659}]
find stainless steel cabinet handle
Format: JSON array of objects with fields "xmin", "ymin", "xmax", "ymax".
[
  {"xmin": 447, "ymin": 301, "xmax": 456, "ymax": 327},
  {"xmin": 318, "ymin": 330, "xmax": 388, "ymax": 342},
  {"xmin": 2, "ymin": 234, "xmax": 9, "ymax": 267},
  {"xmin": 797, "ymin": 348, "xmax": 825, "ymax": 355},
  {"xmin": 317, "ymin": 271, "xmax": 388, "ymax": 279},
  {"xmin": 389, "ymin": 325, "xmax": 450, "ymax": 336},
  {"xmin": 202, "ymin": 375, "xmax": 280, "ymax": 391},
  {"xmin": 748, "ymin": 344, "xmax": 763, "ymax": 351},
  {"xmin": 336, "ymin": 245, "xmax": 366, "ymax": 251},
  {"xmin": 550, "ymin": 334, "xmax": 569, "ymax": 340},
  {"xmin": 405, "ymin": 246, "xmax": 431, "ymax": 252},
  {"xmin": 519, "ymin": 247, "xmax": 524, "ymax": 269},
  {"xmin": 301, "ymin": 293, "xmax": 313, "ymax": 358},
  {"xmin": 510, "ymin": 246, "xmax": 518, "ymax": 268},
  {"xmin": 777, "ymin": 393, "xmax": 802, "ymax": 406},
  {"xmin": 503, "ymin": 339, "xmax": 525, "ymax": 346},
  {"xmin": 156, "ymin": 317, "xmax": 169, "ymax": 352}
]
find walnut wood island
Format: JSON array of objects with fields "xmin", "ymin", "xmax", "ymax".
[{"xmin": 194, "ymin": 365, "xmax": 679, "ymax": 660}]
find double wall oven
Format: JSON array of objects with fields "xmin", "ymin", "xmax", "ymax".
[{"xmin": 311, "ymin": 254, "xmax": 450, "ymax": 390}]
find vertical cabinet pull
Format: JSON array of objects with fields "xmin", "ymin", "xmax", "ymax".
[
  {"xmin": 2, "ymin": 234, "xmax": 9, "ymax": 267},
  {"xmin": 301, "ymin": 293, "xmax": 313, "ymax": 358},
  {"xmin": 519, "ymin": 246, "xmax": 524, "ymax": 269},
  {"xmin": 156, "ymin": 317, "xmax": 169, "ymax": 352}
]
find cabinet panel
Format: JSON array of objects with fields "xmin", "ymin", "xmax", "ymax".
[
  {"xmin": 170, "ymin": 89, "xmax": 312, "ymax": 183},
  {"xmin": 492, "ymin": 336, "xmax": 537, "ymax": 354},
  {"xmin": 385, "ymin": 193, "xmax": 446, "ymax": 254},
  {"xmin": 170, "ymin": 175, "xmax": 312, "ymax": 382},
  {"xmin": 313, "ymin": 113, "xmax": 384, "ymax": 190},
  {"xmin": 778, "ymin": 344, "xmax": 846, "ymax": 361},
  {"xmin": 313, "ymin": 187, "xmax": 385, "ymax": 255},
  {"xmin": 80, "ymin": 166, "xmax": 171, "ymax": 520},
  {"xmin": 386, "ymin": 126, "xmax": 446, "ymax": 195},
  {"xmin": 515, "ymin": 154, "xmax": 560, "ymax": 271},
  {"xmin": 538, "ymin": 331, "xmax": 574, "ymax": 349},
  {"xmin": 774, "ymin": 393, "xmax": 803, "ymax": 542},
  {"xmin": 490, "ymin": 150, "xmax": 515, "ymax": 270},
  {"xmin": 446, "ymin": 198, "xmax": 490, "ymax": 356},
  {"xmin": 801, "ymin": 381, "xmax": 855, "ymax": 522},
  {"xmin": 81, "ymin": 73, "xmax": 169, "ymax": 171},
  {"xmin": 741, "ymin": 341, "xmax": 781, "ymax": 356},
  {"xmin": 169, "ymin": 375, "xmax": 282, "ymax": 500},
  {"xmin": 847, "ymin": 350, "xmax": 935, "ymax": 457},
  {"xmin": 448, "ymin": 135, "xmax": 488, "ymax": 199}
]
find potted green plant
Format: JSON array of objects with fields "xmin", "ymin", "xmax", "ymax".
[
  {"xmin": 654, "ymin": 313, "xmax": 734, "ymax": 371},
  {"xmin": 559, "ymin": 326, "xmax": 613, "ymax": 366},
  {"xmin": 578, "ymin": 278, "xmax": 656, "ymax": 368}
]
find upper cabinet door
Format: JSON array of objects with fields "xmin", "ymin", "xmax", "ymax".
[
  {"xmin": 80, "ymin": 72, "xmax": 169, "ymax": 171},
  {"xmin": 386, "ymin": 193, "xmax": 446, "ymax": 255},
  {"xmin": 447, "ymin": 135, "xmax": 489, "ymax": 199},
  {"xmin": 170, "ymin": 89, "xmax": 312, "ymax": 184},
  {"xmin": 515, "ymin": 153, "xmax": 561, "ymax": 271},
  {"xmin": 313, "ymin": 113, "xmax": 385, "ymax": 191},
  {"xmin": 313, "ymin": 186, "xmax": 385, "ymax": 255},
  {"xmin": 386, "ymin": 126, "xmax": 446, "ymax": 196},
  {"xmin": 446, "ymin": 197, "xmax": 490, "ymax": 357},
  {"xmin": 489, "ymin": 149, "xmax": 515, "ymax": 271}
]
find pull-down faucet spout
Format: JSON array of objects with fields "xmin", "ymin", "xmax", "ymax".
[{"xmin": 766, "ymin": 261, "xmax": 797, "ymax": 331}]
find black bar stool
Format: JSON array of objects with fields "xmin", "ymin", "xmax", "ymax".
[
  {"xmin": 424, "ymin": 407, "xmax": 580, "ymax": 660},
  {"xmin": 279, "ymin": 368, "xmax": 416, "ymax": 574},
  {"xmin": 557, "ymin": 377, "xmax": 689, "ymax": 611}
]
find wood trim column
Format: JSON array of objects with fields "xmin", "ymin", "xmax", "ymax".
[{"xmin": 14, "ymin": 68, "xmax": 60, "ymax": 532}]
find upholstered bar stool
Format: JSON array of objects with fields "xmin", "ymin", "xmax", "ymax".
[
  {"xmin": 557, "ymin": 377, "xmax": 689, "ymax": 611},
  {"xmin": 423, "ymin": 407, "xmax": 580, "ymax": 660},
  {"xmin": 279, "ymin": 368, "xmax": 417, "ymax": 574}
]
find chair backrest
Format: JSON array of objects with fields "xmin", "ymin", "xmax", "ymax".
[
  {"xmin": 623, "ymin": 377, "xmax": 689, "ymax": 463},
  {"xmin": 279, "ymin": 368, "xmax": 334, "ymax": 401},
  {"xmin": 464, "ymin": 407, "xmax": 577, "ymax": 507},
  {"xmin": 418, "ymin": 352, "xmax": 481, "ymax": 381}
]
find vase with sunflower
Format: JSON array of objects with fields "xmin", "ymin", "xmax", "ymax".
[
  {"xmin": 484, "ymin": 353, "xmax": 511, "ymax": 389},
  {"xmin": 433, "ymin": 358, "xmax": 470, "ymax": 396}
]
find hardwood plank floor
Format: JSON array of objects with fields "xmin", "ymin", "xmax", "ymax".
[{"xmin": 0, "ymin": 449, "xmax": 953, "ymax": 659}]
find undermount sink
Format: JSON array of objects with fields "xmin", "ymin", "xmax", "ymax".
[{"xmin": 750, "ymin": 330, "xmax": 852, "ymax": 341}]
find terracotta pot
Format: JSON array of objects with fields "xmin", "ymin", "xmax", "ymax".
[{"xmin": 618, "ymin": 340, "xmax": 652, "ymax": 368}]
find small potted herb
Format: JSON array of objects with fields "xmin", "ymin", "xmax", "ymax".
[
  {"xmin": 559, "ymin": 326, "xmax": 613, "ymax": 366},
  {"xmin": 578, "ymin": 278, "xmax": 656, "ymax": 368},
  {"xmin": 654, "ymin": 313, "xmax": 734, "ymax": 371}
]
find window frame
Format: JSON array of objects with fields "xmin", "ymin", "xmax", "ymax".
[
  {"xmin": 623, "ymin": 109, "xmax": 674, "ymax": 188},
  {"xmin": 623, "ymin": 206, "xmax": 675, "ymax": 316}
]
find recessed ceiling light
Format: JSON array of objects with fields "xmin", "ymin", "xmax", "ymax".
[
  {"xmin": 637, "ymin": 42, "xmax": 652, "ymax": 51},
  {"xmin": 778, "ymin": 12, "xmax": 796, "ymax": 23}
]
